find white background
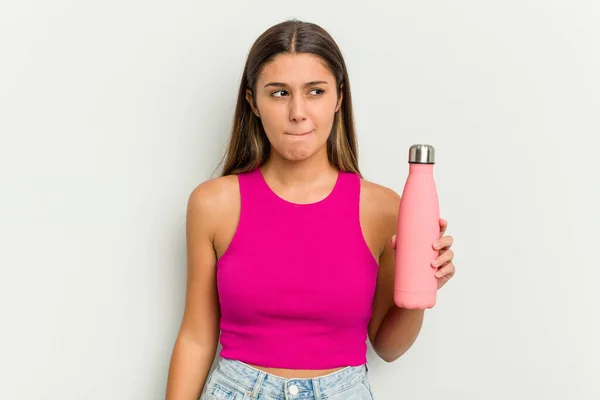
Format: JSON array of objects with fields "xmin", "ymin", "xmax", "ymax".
[{"xmin": 1, "ymin": 1, "xmax": 599, "ymax": 399}]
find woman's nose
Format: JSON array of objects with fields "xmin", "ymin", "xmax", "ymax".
[{"xmin": 289, "ymin": 96, "xmax": 308, "ymax": 122}]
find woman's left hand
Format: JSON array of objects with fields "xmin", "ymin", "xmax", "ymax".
[{"xmin": 431, "ymin": 218, "xmax": 455, "ymax": 289}]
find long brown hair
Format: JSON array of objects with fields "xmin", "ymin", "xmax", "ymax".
[{"xmin": 219, "ymin": 19, "xmax": 361, "ymax": 177}]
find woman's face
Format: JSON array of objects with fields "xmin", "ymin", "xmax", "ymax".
[{"xmin": 246, "ymin": 53, "xmax": 342, "ymax": 162}]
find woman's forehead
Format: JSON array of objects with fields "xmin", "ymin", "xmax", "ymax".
[{"xmin": 257, "ymin": 53, "xmax": 334, "ymax": 85}]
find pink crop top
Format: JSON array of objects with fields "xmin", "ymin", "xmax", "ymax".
[{"xmin": 216, "ymin": 167, "xmax": 379, "ymax": 369}]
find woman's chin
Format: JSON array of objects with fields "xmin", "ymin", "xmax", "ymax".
[
  {"xmin": 270, "ymin": 136, "xmax": 328, "ymax": 162},
  {"xmin": 274, "ymin": 145, "xmax": 319, "ymax": 162}
]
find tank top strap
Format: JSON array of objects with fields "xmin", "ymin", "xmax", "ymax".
[
  {"xmin": 235, "ymin": 168, "xmax": 260, "ymax": 196},
  {"xmin": 235, "ymin": 168, "xmax": 273, "ymax": 209},
  {"xmin": 330, "ymin": 170, "xmax": 361, "ymax": 210}
]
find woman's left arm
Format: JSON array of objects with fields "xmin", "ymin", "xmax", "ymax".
[{"xmin": 369, "ymin": 212, "xmax": 456, "ymax": 362}]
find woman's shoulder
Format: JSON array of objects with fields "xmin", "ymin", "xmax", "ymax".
[
  {"xmin": 359, "ymin": 178, "xmax": 401, "ymax": 211},
  {"xmin": 187, "ymin": 174, "xmax": 240, "ymax": 219},
  {"xmin": 359, "ymin": 178, "xmax": 401, "ymax": 241}
]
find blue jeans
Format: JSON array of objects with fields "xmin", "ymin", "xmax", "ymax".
[{"xmin": 201, "ymin": 357, "xmax": 375, "ymax": 399}]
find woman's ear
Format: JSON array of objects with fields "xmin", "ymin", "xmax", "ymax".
[{"xmin": 245, "ymin": 89, "xmax": 260, "ymax": 118}]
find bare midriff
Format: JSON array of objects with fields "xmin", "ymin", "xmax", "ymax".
[{"xmin": 246, "ymin": 364, "xmax": 346, "ymax": 379}]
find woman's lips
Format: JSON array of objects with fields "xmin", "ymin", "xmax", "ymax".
[{"xmin": 287, "ymin": 130, "xmax": 313, "ymax": 136}]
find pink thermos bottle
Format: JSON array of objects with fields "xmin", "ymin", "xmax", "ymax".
[{"xmin": 394, "ymin": 144, "xmax": 440, "ymax": 309}]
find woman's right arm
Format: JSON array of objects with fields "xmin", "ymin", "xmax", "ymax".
[{"xmin": 165, "ymin": 182, "xmax": 221, "ymax": 400}]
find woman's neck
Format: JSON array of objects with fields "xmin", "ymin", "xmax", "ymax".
[{"xmin": 261, "ymin": 150, "xmax": 337, "ymax": 188}]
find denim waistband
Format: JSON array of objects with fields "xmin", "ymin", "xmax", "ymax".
[{"xmin": 215, "ymin": 357, "xmax": 369, "ymax": 399}]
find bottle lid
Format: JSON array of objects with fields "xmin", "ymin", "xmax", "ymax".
[{"xmin": 408, "ymin": 144, "xmax": 435, "ymax": 164}]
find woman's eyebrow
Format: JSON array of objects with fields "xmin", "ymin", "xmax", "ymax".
[{"xmin": 263, "ymin": 81, "xmax": 329, "ymax": 88}]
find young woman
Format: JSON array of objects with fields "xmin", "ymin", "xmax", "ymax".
[{"xmin": 166, "ymin": 19, "xmax": 456, "ymax": 400}]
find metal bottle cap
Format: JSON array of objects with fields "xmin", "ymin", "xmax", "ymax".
[{"xmin": 408, "ymin": 144, "xmax": 435, "ymax": 164}]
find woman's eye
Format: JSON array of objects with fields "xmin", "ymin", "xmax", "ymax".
[
  {"xmin": 270, "ymin": 89, "xmax": 324, "ymax": 97},
  {"xmin": 271, "ymin": 90, "xmax": 288, "ymax": 97}
]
